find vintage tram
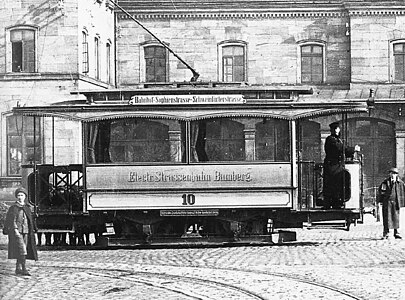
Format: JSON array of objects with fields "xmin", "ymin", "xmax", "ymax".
[{"xmin": 13, "ymin": 83, "xmax": 368, "ymax": 246}]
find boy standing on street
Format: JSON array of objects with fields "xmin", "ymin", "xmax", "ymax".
[{"xmin": 3, "ymin": 187, "xmax": 38, "ymax": 275}]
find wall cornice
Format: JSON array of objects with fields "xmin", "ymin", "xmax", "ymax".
[
  {"xmin": 118, "ymin": 9, "xmax": 349, "ymax": 20},
  {"xmin": 348, "ymin": 8, "xmax": 405, "ymax": 16},
  {"xmin": 116, "ymin": 1, "xmax": 405, "ymax": 19}
]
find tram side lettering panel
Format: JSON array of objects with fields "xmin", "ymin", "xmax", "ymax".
[{"xmin": 86, "ymin": 164, "xmax": 293, "ymax": 210}]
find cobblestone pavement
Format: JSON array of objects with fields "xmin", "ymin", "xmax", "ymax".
[{"xmin": 1, "ymin": 215, "xmax": 405, "ymax": 300}]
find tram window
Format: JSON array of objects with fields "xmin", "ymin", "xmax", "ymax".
[
  {"xmin": 191, "ymin": 119, "xmax": 244, "ymax": 162},
  {"xmin": 298, "ymin": 121, "xmax": 321, "ymax": 162},
  {"xmin": 190, "ymin": 118, "xmax": 290, "ymax": 163},
  {"xmin": 88, "ymin": 119, "xmax": 186, "ymax": 163},
  {"xmin": 256, "ymin": 118, "xmax": 290, "ymax": 162}
]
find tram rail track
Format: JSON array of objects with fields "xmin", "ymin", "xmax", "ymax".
[{"xmin": 0, "ymin": 263, "xmax": 365, "ymax": 300}]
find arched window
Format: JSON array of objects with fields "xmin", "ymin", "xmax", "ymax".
[
  {"xmin": 82, "ymin": 30, "xmax": 89, "ymax": 74},
  {"xmin": 298, "ymin": 42, "xmax": 325, "ymax": 84},
  {"xmin": 144, "ymin": 45, "xmax": 167, "ymax": 82},
  {"xmin": 106, "ymin": 41, "xmax": 112, "ymax": 84},
  {"xmin": 391, "ymin": 41, "xmax": 405, "ymax": 82},
  {"xmin": 7, "ymin": 26, "xmax": 37, "ymax": 73},
  {"xmin": 218, "ymin": 41, "xmax": 247, "ymax": 82},
  {"xmin": 94, "ymin": 35, "xmax": 100, "ymax": 80}
]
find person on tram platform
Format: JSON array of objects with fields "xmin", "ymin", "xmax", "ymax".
[
  {"xmin": 3, "ymin": 187, "xmax": 38, "ymax": 276},
  {"xmin": 323, "ymin": 122, "xmax": 360, "ymax": 209},
  {"xmin": 378, "ymin": 167, "xmax": 405, "ymax": 240}
]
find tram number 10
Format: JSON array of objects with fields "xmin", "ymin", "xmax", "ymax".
[{"xmin": 182, "ymin": 194, "xmax": 196, "ymax": 205}]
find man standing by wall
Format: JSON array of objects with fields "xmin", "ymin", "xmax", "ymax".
[{"xmin": 378, "ymin": 167, "xmax": 405, "ymax": 239}]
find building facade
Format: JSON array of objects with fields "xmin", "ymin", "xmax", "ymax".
[
  {"xmin": 1, "ymin": 0, "xmax": 405, "ymax": 204},
  {"xmin": 0, "ymin": 0, "xmax": 115, "ymax": 200}
]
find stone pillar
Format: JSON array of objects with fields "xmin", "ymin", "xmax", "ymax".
[
  {"xmin": 244, "ymin": 126, "xmax": 256, "ymax": 161},
  {"xmin": 168, "ymin": 129, "xmax": 182, "ymax": 162},
  {"xmin": 235, "ymin": 118, "xmax": 259, "ymax": 161}
]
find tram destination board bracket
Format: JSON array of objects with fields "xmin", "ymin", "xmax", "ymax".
[{"xmin": 160, "ymin": 209, "xmax": 219, "ymax": 217}]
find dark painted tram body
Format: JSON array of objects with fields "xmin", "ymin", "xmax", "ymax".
[{"xmin": 14, "ymin": 84, "xmax": 368, "ymax": 245}]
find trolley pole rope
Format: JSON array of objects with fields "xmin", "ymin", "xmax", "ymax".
[{"xmin": 108, "ymin": 0, "xmax": 200, "ymax": 82}]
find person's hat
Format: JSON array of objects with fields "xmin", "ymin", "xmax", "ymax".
[
  {"xmin": 14, "ymin": 186, "xmax": 28, "ymax": 198},
  {"xmin": 329, "ymin": 122, "xmax": 340, "ymax": 130},
  {"xmin": 389, "ymin": 167, "xmax": 399, "ymax": 174}
]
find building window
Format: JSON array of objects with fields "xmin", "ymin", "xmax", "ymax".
[
  {"xmin": 6, "ymin": 115, "xmax": 41, "ymax": 176},
  {"xmin": 95, "ymin": 36, "xmax": 100, "ymax": 80},
  {"xmin": 82, "ymin": 31, "xmax": 89, "ymax": 74},
  {"xmin": 106, "ymin": 42, "xmax": 111, "ymax": 84},
  {"xmin": 10, "ymin": 28, "xmax": 35, "ymax": 72},
  {"xmin": 300, "ymin": 44, "xmax": 324, "ymax": 84},
  {"xmin": 144, "ymin": 45, "xmax": 167, "ymax": 82},
  {"xmin": 393, "ymin": 43, "xmax": 405, "ymax": 81},
  {"xmin": 219, "ymin": 42, "xmax": 246, "ymax": 82}
]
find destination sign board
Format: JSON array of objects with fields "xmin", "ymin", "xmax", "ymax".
[{"xmin": 129, "ymin": 94, "xmax": 245, "ymax": 105}]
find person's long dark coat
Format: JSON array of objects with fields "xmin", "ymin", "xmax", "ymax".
[
  {"xmin": 378, "ymin": 177, "xmax": 405, "ymax": 231},
  {"xmin": 323, "ymin": 134, "xmax": 353, "ymax": 206},
  {"xmin": 3, "ymin": 203, "xmax": 38, "ymax": 261}
]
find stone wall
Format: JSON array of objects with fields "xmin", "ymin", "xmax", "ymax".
[{"xmin": 117, "ymin": 14, "xmax": 351, "ymax": 86}]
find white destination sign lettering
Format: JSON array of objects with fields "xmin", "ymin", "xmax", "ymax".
[{"xmin": 129, "ymin": 94, "xmax": 245, "ymax": 105}]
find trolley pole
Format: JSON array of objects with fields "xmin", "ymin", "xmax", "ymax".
[{"xmin": 109, "ymin": 0, "xmax": 200, "ymax": 82}]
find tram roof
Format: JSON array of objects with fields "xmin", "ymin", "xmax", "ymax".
[
  {"xmin": 13, "ymin": 84, "xmax": 372, "ymax": 121},
  {"xmin": 13, "ymin": 100, "xmax": 368, "ymax": 122}
]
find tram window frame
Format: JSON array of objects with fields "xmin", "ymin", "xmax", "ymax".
[
  {"xmin": 87, "ymin": 117, "xmax": 291, "ymax": 165},
  {"xmin": 190, "ymin": 117, "xmax": 291, "ymax": 163},
  {"xmin": 88, "ymin": 118, "xmax": 186, "ymax": 164}
]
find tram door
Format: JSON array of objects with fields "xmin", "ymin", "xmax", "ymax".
[{"xmin": 346, "ymin": 118, "xmax": 396, "ymax": 207}]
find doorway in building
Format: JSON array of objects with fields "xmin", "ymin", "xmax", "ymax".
[{"xmin": 346, "ymin": 118, "xmax": 396, "ymax": 207}]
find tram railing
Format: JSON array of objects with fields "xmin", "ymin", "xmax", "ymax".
[
  {"xmin": 298, "ymin": 161, "xmax": 319, "ymax": 210},
  {"xmin": 28, "ymin": 164, "xmax": 84, "ymax": 216},
  {"xmin": 298, "ymin": 159, "xmax": 364, "ymax": 211}
]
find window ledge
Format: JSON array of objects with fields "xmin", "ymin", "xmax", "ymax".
[
  {"xmin": 0, "ymin": 177, "xmax": 21, "ymax": 188},
  {"xmin": 0, "ymin": 72, "xmax": 80, "ymax": 81}
]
